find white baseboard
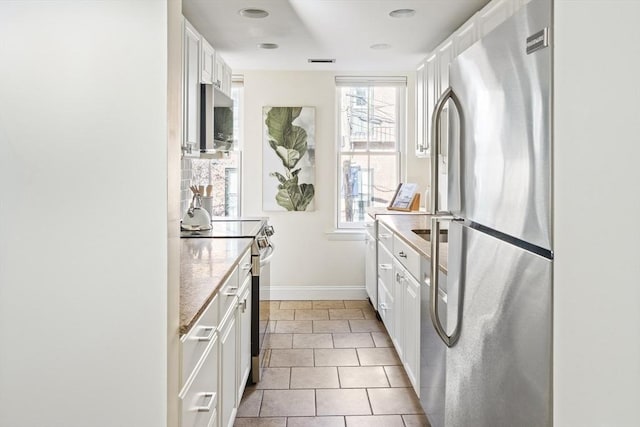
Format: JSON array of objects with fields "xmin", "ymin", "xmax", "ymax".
[{"xmin": 266, "ymin": 285, "xmax": 367, "ymax": 301}]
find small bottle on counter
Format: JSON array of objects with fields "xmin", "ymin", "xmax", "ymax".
[{"xmin": 424, "ymin": 186, "xmax": 431, "ymax": 212}]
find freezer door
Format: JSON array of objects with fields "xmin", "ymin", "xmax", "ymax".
[
  {"xmin": 419, "ymin": 259, "xmax": 447, "ymax": 427},
  {"xmin": 446, "ymin": 222, "xmax": 552, "ymax": 427},
  {"xmin": 448, "ymin": 0, "xmax": 552, "ymax": 250}
]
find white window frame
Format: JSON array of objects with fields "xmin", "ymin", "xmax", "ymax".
[{"xmin": 334, "ymin": 76, "xmax": 407, "ymax": 230}]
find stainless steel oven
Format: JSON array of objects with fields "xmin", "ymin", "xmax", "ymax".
[{"xmin": 251, "ymin": 225, "xmax": 274, "ymax": 383}]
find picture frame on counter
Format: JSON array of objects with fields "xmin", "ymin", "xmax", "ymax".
[{"xmin": 388, "ymin": 182, "xmax": 420, "ymax": 211}]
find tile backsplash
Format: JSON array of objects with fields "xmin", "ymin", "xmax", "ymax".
[{"xmin": 180, "ymin": 157, "xmax": 193, "ymax": 217}]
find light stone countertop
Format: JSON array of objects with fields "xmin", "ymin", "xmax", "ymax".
[
  {"xmin": 375, "ymin": 213, "xmax": 449, "ymax": 274},
  {"xmin": 180, "ymin": 237, "xmax": 253, "ymax": 335}
]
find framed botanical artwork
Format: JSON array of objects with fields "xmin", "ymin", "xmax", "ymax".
[{"xmin": 262, "ymin": 106, "xmax": 316, "ymax": 211}]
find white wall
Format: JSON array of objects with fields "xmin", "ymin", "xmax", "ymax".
[
  {"xmin": 0, "ymin": 2, "xmax": 168, "ymax": 426},
  {"xmin": 554, "ymin": 1, "xmax": 640, "ymax": 425},
  {"xmin": 241, "ymin": 71, "xmax": 426, "ymax": 297}
]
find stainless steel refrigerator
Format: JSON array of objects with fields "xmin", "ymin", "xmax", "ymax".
[{"xmin": 425, "ymin": 0, "xmax": 553, "ymax": 425}]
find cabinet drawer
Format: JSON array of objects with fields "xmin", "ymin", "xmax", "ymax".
[
  {"xmin": 180, "ymin": 337, "xmax": 219, "ymax": 427},
  {"xmin": 181, "ymin": 293, "xmax": 219, "ymax": 387},
  {"xmin": 393, "ymin": 235, "xmax": 421, "ymax": 281},
  {"xmin": 238, "ymin": 249, "xmax": 252, "ymax": 280},
  {"xmin": 218, "ymin": 266, "xmax": 239, "ymax": 322},
  {"xmin": 378, "ymin": 222, "xmax": 394, "ymax": 252},
  {"xmin": 377, "ymin": 244, "xmax": 394, "ymax": 289}
]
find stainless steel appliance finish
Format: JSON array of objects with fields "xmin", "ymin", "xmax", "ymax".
[
  {"xmin": 199, "ymin": 84, "xmax": 233, "ymax": 154},
  {"xmin": 420, "ymin": 263, "xmax": 447, "ymax": 427},
  {"xmin": 447, "ymin": 0, "xmax": 552, "ymax": 251},
  {"xmin": 424, "ymin": 0, "xmax": 553, "ymax": 426},
  {"xmin": 250, "ymin": 224, "xmax": 274, "ymax": 384},
  {"xmin": 445, "ymin": 221, "xmax": 552, "ymax": 427}
]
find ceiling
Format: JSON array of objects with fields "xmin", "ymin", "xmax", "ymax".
[{"xmin": 182, "ymin": 0, "xmax": 490, "ymax": 71}]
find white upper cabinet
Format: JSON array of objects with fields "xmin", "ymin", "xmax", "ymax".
[
  {"xmin": 200, "ymin": 38, "xmax": 215, "ymax": 85},
  {"xmin": 436, "ymin": 39, "xmax": 454, "ymax": 98},
  {"xmin": 214, "ymin": 53, "xmax": 233, "ymax": 97},
  {"xmin": 415, "ymin": 62, "xmax": 427, "ymax": 157},
  {"xmin": 424, "ymin": 52, "xmax": 438, "ymax": 156},
  {"xmin": 182, "ymin": 17, "xmax": 233, "ymax": 158},
  {"xmin": 183, "ymin": 19, "xmax": 200, "ymax": 157},
  {"xmin": 223, "ymin": 62, "xmax": 232, "ymax": 96},
  {"xmin": 454, "ymin": 14, "xmax": 478, "ymax": 57},
  {"xmin": 214, "ymin": 52, "xmax": 225, "ymax": 90},
  {"xmin": 478, "ymin": 0, "xmax": 514, "ymax": 37},
  {"xmin": 415, "ymin": 0, "xmax": 526, "ymax": 163}
]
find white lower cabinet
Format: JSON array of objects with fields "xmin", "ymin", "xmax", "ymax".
[
  {"xmin": 391, "ymin": 258, "xmax": 420, "ymax": 393},
  {"xmin": 402, "ymin": 267, "xmax": 420, "ymax": 392},
  {"xmin": 219, "ymin": 304, "xmax": 237, "ymax": 427},
  {"xmin": 237, "ymin": 274, "xmax": 252, "ymax": 402},
  {"xmin": 180, "ymin": 249, "xmax": 253, "ymax": 427},
  {"xmin": 180, "ymin": 337, "xmax": 218, "ymax": 427},
  {"xmin": 377, "ymin": 242, "xmax": 394, "ymax": 335},
  {"xmin": 392, "ymin": 260, "xmax": 405, "ymax": 360},
  {"xmin": 364, "ymin": 223, "xmax": 377, "ymax": 309},
  {"xmin": 375, "ymin": 224, "xmax": 422, "ymax": 397}
]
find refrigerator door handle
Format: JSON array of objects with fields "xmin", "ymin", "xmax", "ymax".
[
  {"xmin": 429, "ymin": 87, "xmax": 463, "ymax": 215},
  {"xmin": 430, "ymin": 215, "xmax": 463, "ymax": 347}
]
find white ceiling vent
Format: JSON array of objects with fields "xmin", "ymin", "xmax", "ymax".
[{"xmin": 308, "ymin": 59, "xmax": 336, "ymax": 64}]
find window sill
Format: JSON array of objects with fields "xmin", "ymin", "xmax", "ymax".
[{"xmin": 325, "ymin": 229, "xmax": 366, "ymax": 241}]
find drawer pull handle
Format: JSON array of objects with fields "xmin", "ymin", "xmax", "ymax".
[
  {"xmin": 241, "ymin": 263, "xmax": 251, "ymax": 271},
  {"xmin": 223, "ymin": 286, "xmax": 238, "ymax": 296},
  {"xmin": 398, "ymin": 251, "xmax": 407, "ymax": 258},
  {"xmin": 193, "ymin": 326, "xmax": 215, "ymax": 342},
  {"xmin": 379, "ymin": 233, "xmax": 391, "ymax": 239},
  {"xmin": 379, "ymin": 264, "xmax": 392, "ymax": 270},
  {"xmin": 194, "ymin": 392, "xmax": 216, "ymax": 412}
]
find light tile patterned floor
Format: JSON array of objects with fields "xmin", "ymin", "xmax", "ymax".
[{"xmin": 234, "ymin": 300, "xmax": 430, "ymax": 427}]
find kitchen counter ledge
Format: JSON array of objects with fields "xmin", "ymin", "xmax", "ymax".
[
  {"xmin": 375, "ymin": 213, "xmax": 449, "ymax": 274},
  {"xmin": 180, "ymin": 237, "xmax": 253, "ymax": 335}
]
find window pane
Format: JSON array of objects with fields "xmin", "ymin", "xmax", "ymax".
[
  {"xmin": 338, "ymin": 154, "xmax": 398, "ymax": 225},
  {"xmin": 339, "ymin": 87, "xmax": 398, "ymax": 152},
  {"xmin": 191, "ymin": 151, "xmax": 240, "ymax": 217}
]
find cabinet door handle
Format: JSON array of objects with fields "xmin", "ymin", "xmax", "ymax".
[
  {"xmin": 379, "ymin": 264, "xmax": 392, "ymax": 270},
  {"xmin": 239, "ymin": 298, "xmax": 247, "ymax": 313},
  {"xmin": 223, "ymin": 286, "xmax": 238, "ymax": 296},
  {"xmin": 379, "ymin": 233, "xmax": 391, "ymax": 239},
  {"xmin": 398, "ymin": 251, "xmax": 407, "ymax": 258},
  {"xmin": 192, "ymin": 326, "xmax": 215, "ymax": 342},
  {"xmin": 396, "ymin": 272, "xmax": 405, "ymax": 283},
  {"xmin": 241, "ymin": 263, "xmax": 251, "ymax": 271},
  {"xmin": 194, "ymin": 392, "xmax": 216, "ymax": 412}
]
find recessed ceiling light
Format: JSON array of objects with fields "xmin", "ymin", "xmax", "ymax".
[
  {"xmin": 370, "ymin": 43, "xmax": 391, "ymax": 50},
  {"xmin": 258, "ymin": 43, "xmax": 279, "ymax": 50},
  {"xmin": 389, "ymin": 8, "xmax": 416, "ymax": 18},
  {"xmin": 239, "ymin": 8, "xmax": 269, "ymax": 19}
]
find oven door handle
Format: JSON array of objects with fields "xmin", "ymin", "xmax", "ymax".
[{"xmin": 259, "ymin": 244, "xmax": 275, "ymax": 267}]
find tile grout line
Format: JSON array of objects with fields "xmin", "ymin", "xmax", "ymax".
[{"xmin": 365, "ymin": 387, "xmax": 375, "ymax": 417}]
